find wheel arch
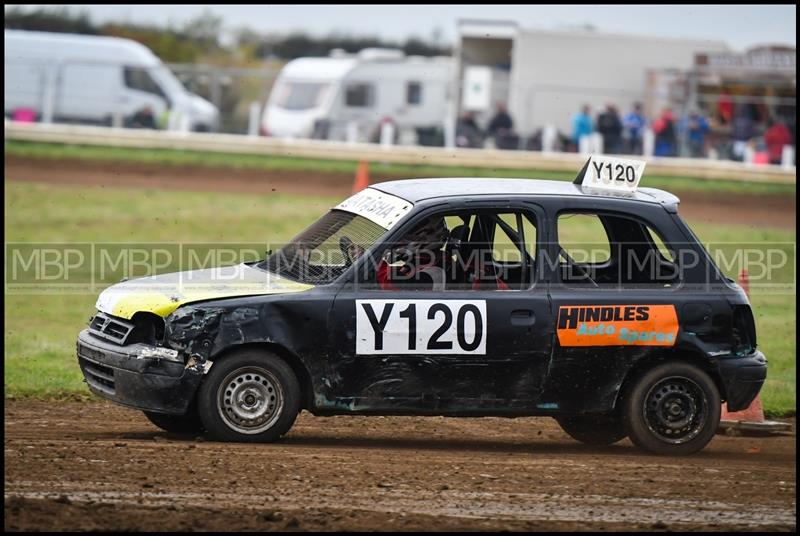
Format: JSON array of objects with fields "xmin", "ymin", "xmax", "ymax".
[{"xmin": 613, "ymin": 349, "xmax": 725, "ymax": 411}]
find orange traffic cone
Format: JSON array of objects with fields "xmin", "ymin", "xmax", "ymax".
[
  {"xmin": 353, "ymin": 161, "xmax": 370, "ymax": 193},
  {"xmin": 718, "ymin": 268, "xmax": 789, "ymax": 435}
]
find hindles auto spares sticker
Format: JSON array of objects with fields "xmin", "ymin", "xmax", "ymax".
[{"xmin": 557, "ymin": 305, "xmax": 678, "ymax": 347}]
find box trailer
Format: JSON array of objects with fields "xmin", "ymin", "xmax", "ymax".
[{"xmin": 455, "ymin": 20, "xmax": 730, "ymax": 140}]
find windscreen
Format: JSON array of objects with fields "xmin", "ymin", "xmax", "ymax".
[
  {"xmin": 272, "ymin": 81, "xmax": 330, "ymax": 110},
  {"xmin": 261, "ymin": 210, "xmax": 387, "ymax": 284}
]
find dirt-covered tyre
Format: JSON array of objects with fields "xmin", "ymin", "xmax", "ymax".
[
  {"xmin": 556, "ymin": 413, "xmax": 627, "ymax": 446},
  {"xmin": 624, "ymin": 361, "xmax": 720, "ymax": 455},
  {"xmin": 143, "ymin": 410, "xmax": 204, "ymax": 434},
  {"xmin": 197, "ymin": 349, "xmax": 300, "ymax": 442}
]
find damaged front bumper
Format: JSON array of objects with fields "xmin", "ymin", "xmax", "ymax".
[{"xmin": 77, "ymin": 329, "xmax": 203, "ymax": 415}]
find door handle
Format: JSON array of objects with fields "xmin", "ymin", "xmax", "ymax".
[{"xmin": 511, "ymin": 309, "xmax": 536, "ymax": 326}]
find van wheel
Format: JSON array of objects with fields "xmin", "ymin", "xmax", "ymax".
[
  {"xmin": 197, "ymin": 349, "xmax": 300, "ymax": 442},
  {"xmin": 556, "ymin": 413, "xmax": 627, "ymax": 446},
  {"xmin": 624, "ymin": 361, "xmax": 720, "ymax": 455},
  {"xmin": 143, "ymin": 410, "xmax": 203, "ymax": 434}
]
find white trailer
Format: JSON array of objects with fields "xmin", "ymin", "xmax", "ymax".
[
  {"xmin": 4, "ymin": 29, "xmax": 219, "ymax": 131},
  {"xmin": 455, "ymin": 20, "xmax": 730, "ymax": 141},
  {"xmin": 261, "ymin": 48, "xmax": 454, "ymax": 145}
]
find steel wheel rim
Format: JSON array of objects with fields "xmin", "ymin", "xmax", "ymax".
[
  {"xmin": 643, "ymin": 375, "xmax": 708, "ymax": 445},
  {"xmin": 217, "ymin": 366, "xmax": 283, "ymax": 434}
]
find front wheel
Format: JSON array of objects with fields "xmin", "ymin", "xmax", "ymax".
[
  {"xmin": 624, "ymin": 361, "xmax": 720, "ymax": 455},
  {"xmin": 556, "ymin": 413, "xmax": 627, "ymax": 446},
  {"xmin": 197, "ymin": 349, "xmax": 301, "ymax": 442}
]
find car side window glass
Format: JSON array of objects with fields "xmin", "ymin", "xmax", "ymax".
[
  {"xmin": 558, "ymin": 211, "xmax": 680, "ymax": 288},
  {"xmin": 646, "ymin": 225, "xmax": 676, "ymax": 262},
  {"xmin": 369, "ymin": 210, "xmax": 537, "ymax": 292},
  {"xmin": 557, "ymin": 213, "xmax": 611, "ymax": 265}
]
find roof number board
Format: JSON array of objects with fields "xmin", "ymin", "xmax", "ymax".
[{"xmin": 579, "ymin": 155, "xmax": 647, "ymax": 193}]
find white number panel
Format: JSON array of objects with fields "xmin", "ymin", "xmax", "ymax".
[{"xmin": 356, "ymin": 300, "xmax": 487, "ymax": 355}]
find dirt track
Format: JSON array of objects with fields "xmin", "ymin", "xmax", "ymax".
[
  {"xmin": 4, "ymin": 400, "xmax": 796, "ymax": 531},
  {"xmin": 5, "ymin": 155, "xmax": 796, "ymax": 230}
]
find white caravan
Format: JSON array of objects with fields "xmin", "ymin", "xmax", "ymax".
[
  {"xmin": 4, "ymin": 29, "xmax": 219, "ymax": 131},
  {"xmin": 261, "ymin": 48, "xmax": 454, "ymax": 144}
]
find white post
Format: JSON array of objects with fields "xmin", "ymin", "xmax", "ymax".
[
  {"xmin": 578, "ymin": 135, "xmax": 591, "ymax": 156},
  {"xmin": 112, "ymin": 111, "xmax": 124, "ymax": 129},
  {"xmin": 743, "ymin": 144, "xmax": 755, "ymax": 166},
  {"xmin": 179, "ymin": 112, "xmax": 191, "ymax": 134},
  {"xmin": 247, "ymin": 101, "xmax": 261, "ymax": 137},
  {"xmin": 41, "ymin": 65, "xmax": 57, "ymax": 124},
  {"xmin": 167, "ymin": 109, "xmax": 181, "ymax": 132},
  {"xmin": 781, "ymin": 145, "xmax": 795, "ymax": 170},
  {"xmin": 379, "ymin": 122, "xmax": 395, "ymax": 148},
  {"xmin": 542, "ymin": 125, "xmax": 557, "ymax": 153},
  {"xmin": 643, "ymin": 128, "xmax": 655, "ymax": 157},
  {"xmin": 591, "ymin": 132, "xmax": 604, "ymax": 154},
  {"xmin": 346, "ymin": 121, "xmax": 359, "ymax": 144}
]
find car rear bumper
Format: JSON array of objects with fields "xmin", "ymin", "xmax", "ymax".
[
  {"xmin": 717, "ymin": 350, "xmax": 767, "ymax": 412},
  {"xmin": 77, "ymin": 329, "xmax": 202, "ymax": 415}
]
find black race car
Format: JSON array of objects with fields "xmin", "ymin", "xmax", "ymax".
[{"xmin": 77, "ymin": 156, "xmax": 766, "ymax": 455}]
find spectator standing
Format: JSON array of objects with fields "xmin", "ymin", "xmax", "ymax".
[
  {"xmin": 487, "ymin": 103, "xmax": 518, "ymax": 149},
  {"xmin": 731, "ymin": 105, "xmax": 756, "ymax": 161},
  {"xmin": 652, "ymin": 109, "xmax": 677, "ymax": 157},
  {"xmin": 680, "ymin": 110, "xmax": 710, "ymax": 158},
  {"xmin": 571, "ymin": 104, "xmax": 594, "ymax": 148},
  {"xmin": 622, "ymin": 102, "xmax": 646, "ymax": 154},
  {"xmin": 717, "ymin": 92, "xmax": 734, "ymax": 124},
  {"xmin": 456, "ymin": 111, "xmax": 483, "ymax": 148},
  {"xmin": 596, "ymin": 104, "xmax": 623, "ymax": 154},
  {"xmin": 764, "ymin": 117, "xmax": 792, "ymax": 165}
]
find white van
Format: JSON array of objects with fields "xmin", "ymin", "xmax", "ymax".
[
  {"xmin": 4, "ymin": 29, "xmax": 219, "ymax": 131},
  {"xmin": 261, "ymin": 48, "xmax": 454, "ymax": 144}
]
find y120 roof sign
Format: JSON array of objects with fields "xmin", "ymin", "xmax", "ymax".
[{"xmin": 575, "ymin": 155, "xmax": 647, "ymax": 193}]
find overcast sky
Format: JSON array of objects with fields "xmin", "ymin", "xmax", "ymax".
[{"xmin": 6, "ymin": 4, "xmax": 797, "ymax": 51}]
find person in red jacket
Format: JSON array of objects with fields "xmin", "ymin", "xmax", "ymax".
[{"xmin": 764, "ymin": 118, "xmax": 792, "ymax": 165}]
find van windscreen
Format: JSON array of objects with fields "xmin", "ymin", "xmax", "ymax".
[{"xmin": 274, "ymin": 82, "xmax": 330, "ymax": 111}]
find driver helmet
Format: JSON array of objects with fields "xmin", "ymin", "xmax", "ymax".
[{"xmin": 393, "ymin": 217, "xmax": 449, "ymax": 262}]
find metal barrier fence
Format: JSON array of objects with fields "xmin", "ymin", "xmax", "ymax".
[{"xmin": 5, "ymin": 122, "xmax": 795, "ymax": 184}]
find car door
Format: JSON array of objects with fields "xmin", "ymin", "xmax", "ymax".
[
  {"xmin": 328, "ymin": 201, "xmax": 553, "ymax": 413},
  {"xmin": 542, "ymin": 199, "xmax": 688, "ymax": 414}
]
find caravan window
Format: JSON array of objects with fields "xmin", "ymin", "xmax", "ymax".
[
  {"xmin": 345, "ymin": 83, "xmax": 374, "ymax": 108},
  {"xmin": 406, "ymin": 82, "xmax": 422, "ymax": 105},
  {"xmin": 273, "ymin": 82, "xmax": 330, "ymax": 111},
  {"xmin": 124, "ymin": 67, "xmax": 167, "ymax": 100}
]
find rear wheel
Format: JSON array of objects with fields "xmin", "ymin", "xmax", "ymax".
[
  {"xmin": 143, "ymin": 410, "xmax": 203, "ymax": 435},
  {"xmin": 197, "ymin": 349, "xmax": 301, "ymax": 442},
  {"xmin": 624, "ymin": 361, "xmax": 720, "ymax": 455},
  {"xmin": 556, "ymin": 413, "xmax": 627, "ymax": 446}
]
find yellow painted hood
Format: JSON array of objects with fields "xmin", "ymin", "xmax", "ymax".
[{"xmin": 95, "ymin": 263, "xmax": 314, "ymax": 319}]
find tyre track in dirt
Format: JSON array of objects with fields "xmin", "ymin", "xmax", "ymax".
[
  {"xmin": 5, "ymin": 155, "xmax": 796, "ymax": 230},
  {"xmin": 4, "ymin": 401, "xmax": 796, "ymax": 531}
]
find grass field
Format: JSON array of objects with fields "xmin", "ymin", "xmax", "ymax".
[
  {"xmin": 6, "ymin": 139, "xmax": 797, "ymax": 196},
  {"xmin": 4, "ymin": 181, "xmax": 796, "ymax": 416}
]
